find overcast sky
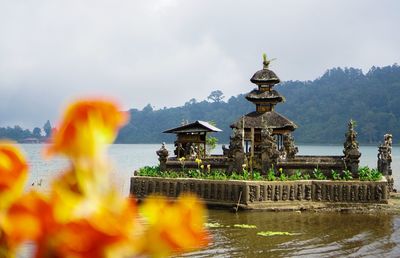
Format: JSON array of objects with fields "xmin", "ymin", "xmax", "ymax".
[{"xmin": 0, "ymin": 0, "xmax": 399, "ymax": 128}]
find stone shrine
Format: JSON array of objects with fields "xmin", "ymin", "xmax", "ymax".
[{"xmin": 130, "ymin": 55, "xmax": 395, "ymax": 207}]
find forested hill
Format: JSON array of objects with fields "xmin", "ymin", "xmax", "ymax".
[{"xmin": 117, "ymin": 64, "xmax": 400, "ymax": 144}]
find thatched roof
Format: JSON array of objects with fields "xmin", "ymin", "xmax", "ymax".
[
  {"xmin": 250, "ymin": 68, "xmax": 280, "ymax": 85},
  {"xmin": 245, "ymin": 89, "xmax": 284, "ymax": 103},
  {"xmin": 163, "ymin": 120, "xmax": 222, "ymax": 134},
  {"xmin": 230, "ymin": 111, "xmax": 297, "ymax": 131}
]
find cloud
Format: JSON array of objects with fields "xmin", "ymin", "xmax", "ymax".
[{"xmin": 0, "ymin": 0, "xmax": 399, "ymax": 128}]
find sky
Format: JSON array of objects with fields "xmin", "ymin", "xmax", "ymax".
[{"xmin": 0, "ymin": 0, "xmax": 399, "ymax": 128}]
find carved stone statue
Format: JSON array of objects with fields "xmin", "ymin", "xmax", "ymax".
[
  {"xmin": 228, "ymin": 128, "xmax": 244, "ymax": 157},
  {"xmin": 156, "ymin": 142, "xmax": 169, "ymax": 171},
  {"xmin": 378, "ymin": 134, "xmax": 394, "ymax": 192},
  {"xmin": 174, "ymin": 141, "xmax": 185, "ymax": 157},
  {"xmin": 283, "ymin": 133, "xmax": 298, "ymax": 159},
  {"xmin": 226, "ymin": 120, "xmax": 245, "ymax": 173},
  {"xmin": 378, "ymin": 134, "xmax": 392, "ymax": 168},
  {"xmin": 343, "ymin": 120, "xmax": 361, "ymax": 175},
  {"xmin": 260, "ymin": 118, "xmax": 279, "ymax": 173}
]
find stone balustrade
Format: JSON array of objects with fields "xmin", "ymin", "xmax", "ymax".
[{"xmin": 130, "ymin": 176, "xmax": 389, "ymax": 206}]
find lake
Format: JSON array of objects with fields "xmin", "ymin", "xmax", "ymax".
[{"xmin": 20, "ymin": 144, "xmax": 400, "ymax": 257}]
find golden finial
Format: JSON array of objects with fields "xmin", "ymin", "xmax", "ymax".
[{"xmin": 262, "ymin": 53, "xmax": 276, "ymax": 69}]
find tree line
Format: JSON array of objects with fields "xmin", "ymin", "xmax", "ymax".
[
  {"xmin": 2, "ymin": 64, "xmax": 399, "ymax": 145},
  {"xmin": 117, "ymin": 64, "xmax": 400, "ymax": 144},
  {"xmin": 0, "ymin": 120, "xmax": 52, "ymax": 142}
]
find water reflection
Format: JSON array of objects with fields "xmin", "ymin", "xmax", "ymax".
[{"xmin": 180, "ymin": 210, "xmax": 400, "ymax": 257}]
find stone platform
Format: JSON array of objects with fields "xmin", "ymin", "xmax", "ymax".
[{"xmin": 130, "ymin": 177, "xmax": 389, "ymax": 209}]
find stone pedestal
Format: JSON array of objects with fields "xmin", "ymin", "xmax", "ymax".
[{"xmin": 156, "ymin": 143, "xmax": 169, "ymax": 171}]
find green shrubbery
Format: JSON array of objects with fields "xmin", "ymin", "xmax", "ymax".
[
  {"xmin": 137, "ymin": 165, "xmax": 383, "ymax": 182},
  {"xmin": 312, "ymin": 168, "xmax": 327, "ymax": 180},
  {"xmin": 358, "ymin": 166, "xmax": 383, "ymax": 181}
]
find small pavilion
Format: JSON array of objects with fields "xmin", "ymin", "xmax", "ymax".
[{"xmin": 163, "ymin": 120, "xmax": 222, "ymax": 158}]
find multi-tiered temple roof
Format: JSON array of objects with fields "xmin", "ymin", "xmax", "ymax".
[{"xmin": 231, "ymin": 55, "xmax": 297, "ymax": 134}]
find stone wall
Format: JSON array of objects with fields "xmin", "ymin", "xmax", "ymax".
[
  {"xmin": 277, "ymin": 155, "xmax": 346, "ymax": 176},
  {"xmin": 130, "ymin": 177, "xmax": 389, "ymax": 205}
]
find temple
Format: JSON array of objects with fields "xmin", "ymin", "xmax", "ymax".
[
  {"xmin": 155, "ymin": 55, "xmax": 392, "ymax": 182},
  {"xmin": 131, "ymin": 55, "xmax": 394, "ymax": 207},
  {"xmin": 231, "ymin": 54, "xmax": 297, "ymax": 153}
]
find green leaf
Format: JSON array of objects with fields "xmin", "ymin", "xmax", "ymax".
[
  {"xmin": 233, "ymin": 224, "xmax": 257, "ymax": 229},
  {"xmin": 204, "ymin": 222, "xmax": 223, "ymax": 228},
  {"xmin": 257, "ymin": 231, "xmax": 296, "ymax": 236}
]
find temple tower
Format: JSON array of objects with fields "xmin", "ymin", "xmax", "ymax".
[{"xmin": 230, "ymin": 55, "xmax": 297, "ymax": 170}]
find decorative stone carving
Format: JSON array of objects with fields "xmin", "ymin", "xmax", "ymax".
[
  {"xmin": 325, "ymin": 185, "xmax": 331, "ymax": 201},
  {"xmin": 289, "ymin": 185, "xmax": 295, "ymax": 201},
  {"xmin": 227, "ymin": 121, "xmax": 245, "ymax": 172},
  {"xmin": 249, "ymin": 185, "xmax": 257, "ymax": 202},
  {"xmin": 315, "ymin": 184, "xmax": 322, "ymax": 201},
  {"xmin": 274, "ymin": 185, "xmax": 280, "ymax": 201},
  {"xmin": 358, "ymin": 185, "xmax": 365, "ymax": 202},
  {"xmin": 375, "ymin": 185, "xmax": 383, "ymax": 202},
  {"xmin": 342, "ymin": 185, "xmax": 348, "ymax": 201},
  {"xmin": 260, "ymin": 118, "xmax": 280, "ymax": 173},
  {"xmin": 378, "ymin": 134, "xmax": 392, "ymax": 175},
  {"xmin": 139, "ymin": 180, "xmax": 146, "ymax": 198},
  {"xmin": 378, "ymin": 134, "xmax": 394, "ymax": 192},
  {"xmin": 267, "ymin": 185, "xmax": 272, "ymax": 200},
  {"xmin": 350, "ymin": 185, "xmax": 356, "ymax": 201},
  {"xmin": 156, "ymin": 143, "xmax": 169, "ymax": 171},
  {"xmin": 260, "ymin": 185, "xmax": 265, "ymax": 201},
  {"xmin": 343, "ymin": 120, "xmax": 361, "ymax": 175},
  {"xmin": 282, "ymin": 185, "xmax": 288, "ymax": 201},
  {"xmin": 297, "ymin": 184, "xmax": 303, "ymax": 200},
  {"xmin": 305, "ymin": 185, "xmax": 312, "ymax": 200},
  {"xmin": 333, "ymin": 185, "xmax": 339, "ymax": 202},
  {"xmin": 283, "ymin": 133, "xmax": 298, "ymax": 159},
  {"xmin": 131, "ymin": 178, "xmax": 389, "ymax": 205},
  {"xmin": 366, "ymin": 185, "xmax": 372, "ymax": 201},
  {"xmin": 228, "ymin": 128, "xmax": 243, "ymax": 156}
]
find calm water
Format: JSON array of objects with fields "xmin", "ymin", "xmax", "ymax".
[{"xmin": 20, "ymin": 144, "xmax": 400, "ymax": 257}]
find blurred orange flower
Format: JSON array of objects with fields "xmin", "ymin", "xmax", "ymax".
[
  {"xmin": 2, "ymin": 191, "xmax": 57, "ymax": 252},
  {"xmin": 0, "ymin": 142, "xmax": 28, "ymax": 209},
  {"xmin": 138, "ymin": 194, "xmax": 210, "ymax": 257},
  {"xmin": 45, "ymin": 98, "xmax": 129, "ymax": 160},
  {"xmin": 50, "ymin": 199, "xmax": 138, "ymax": 258},
  {"xmin": 0, "ymin": 98, "xmax": 209, "ymax": 258}
]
